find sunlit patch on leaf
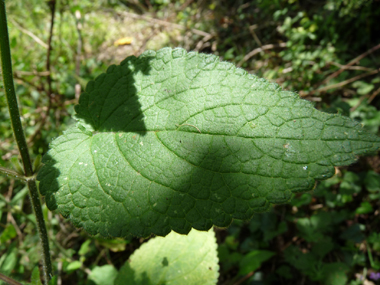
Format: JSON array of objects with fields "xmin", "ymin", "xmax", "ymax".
[{"xmin": 114, "ymin": 229, "xmax": 219, "ymax": 285}]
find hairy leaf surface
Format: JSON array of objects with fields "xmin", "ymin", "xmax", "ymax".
[{"xmin": 37, "ymin": 48, "xmax": 380, "ymax": 237}]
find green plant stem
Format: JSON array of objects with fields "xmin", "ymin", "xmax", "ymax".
[
  {"xmin": 0, "ymin": 1, "xmax": 32, "ymax": 177},
  {"xmin": 0, "ymin": 1, "xmax": 52, "ymax": 284},
  {"xmin": 0, "ymin": 166, "xmax": 27, "ymax": 181},
  {"xmin": 27, "ymin": 179, "xmax": 53, "ymax": 283}
]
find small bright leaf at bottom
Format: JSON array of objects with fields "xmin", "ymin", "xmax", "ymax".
[
  {"xmin": 114, "ymin": 229, "xmax": 219, "ymax": 285},
  {"xmin": 37, "ymin": 47, "xmax": 380, "ymax": 238},
  {"xmin": 88, "ymin": 265, "xmax": 118, "ymax": 285}
]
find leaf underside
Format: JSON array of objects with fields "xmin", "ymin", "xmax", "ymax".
[{"xmin": 37, "ymin": 47, "xmax": 380, "ymax": 238}]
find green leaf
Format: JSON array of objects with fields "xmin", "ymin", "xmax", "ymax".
[
  {"xmin": 238, "ymin": 250, "xmax": 275, "ymax": 276},
  {"xmin": 31, "ymin": 267, "xmax": 43, "ymax": 285},
  {"xmin": 33, "ymin": 154, "xmax": 43, "ymax": 172},
  {"xmin": 78, "ymin": 240, "xmax": 92, "ymax": 256},
  {"xmin": 10, "ymin": 186, "xmax": 28, "ymax": 206},
  {"xmin": 217, "ymin": 244, "xmax": 242, "ymax": 271},
  {"xmin": 10, "ymin": 156, "xmax": 24, "ymax": 175},
  {"xmin": 339, "ymin": 224, "xmax": 365, "ymax": 243},
  {"xmin": 37, "ymin": 47, "xmax": 380, "ymax": 237},
  {"xmin": 339, "ymin": 171, "xmax": 361, "ymax": 195},
  {"xmin": 48, "ymin": 275, "xmax": 58, "ymax": 285},
  {"xmin": 114, "ymin": 229, "xmax": 218, "ymax": 285},
  {"xmin": 291, "ymin": 193, "xmax": 312, "ymax": 207},
  {"xmin": 296, "ymin": 212, "xmax": 333, "ymax": 242},
  {"xmin": 311, "ymin": 238, "xmax": 334, "ymax": 259},
  {"xmin": 96, "ymin": 238, "xmax": 129, "ymax": 252},
  {"xmin": 352, "ymin": 81, "xmax": 374, "ymax": 95},
  {"xmin": 368, "ymin": 232, "xmax": 380, "ymax": 251},
  {"xmin": 0, "ymin": 224, "xmax": 17, "ymax": 243},
  {"xmin": 355, "ymin": 201, "xmax": 373, "ymax": 214},
  {"xmin": 0, "ymin": 243, "xmax": 17, "ymax": 275},
  {"xmin": 276, "ymin": 265, "xmax": 292, "ymax": 279},
  {"xmin": 364, "ymin": 171, "xmax": 380, "ymax": 192},
  {"xmin": 320, "ymin": 262, "xmax": 349, "ymax": 285},
  {"xmin": 283, "ymin": 245, "xmax": 323, "ymax": 280},
  {"xmin": 66, "ymin": 260, "xmax": 82, "ymax": 271},
  {"xmin": 88, "ymin": 265, "xmax": 118, "ymax": 285}
]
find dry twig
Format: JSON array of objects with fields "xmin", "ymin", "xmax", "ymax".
[
  {"xmin": 237, "ymin": 42, "xmax": 287, "ymax": 67},
  {"xmin": 309, "ymin": 42, "xmax": 380, "ymax": 94},
  {"xmin": 301, "ymin": 69, "xmax": 379, "ymax": 97},
  {"xmin": 368, "ymin": 86, "xmax": 380, "ymax": 103},
  {"xmin": 9, "ymin": 18, "xmax": 48, "ymax": 49},
  {"xmin": 110, "ymin": 10, "xmax": 211, "ymax": 37}
]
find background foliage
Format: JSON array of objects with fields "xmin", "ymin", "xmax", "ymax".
[{"xmin": 1, "ymin": 0, "xmax": 380, "ymax": 284}]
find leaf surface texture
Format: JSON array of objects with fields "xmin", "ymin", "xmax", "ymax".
[{"xmin": 37, "ymin": 48, "xmax": 380, "ymax": 237}]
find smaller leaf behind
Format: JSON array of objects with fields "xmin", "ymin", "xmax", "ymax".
[{"xmin": 114, "ymin": 229, "xmax": 219, "ymax": 285}]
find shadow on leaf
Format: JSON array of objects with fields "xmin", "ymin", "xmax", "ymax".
[{"xmin": 74, "ymin": 54, "xmax": 155, "ymax": 135}]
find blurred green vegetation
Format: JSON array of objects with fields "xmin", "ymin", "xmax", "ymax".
[{"xmin": 1, "ymin": 0, "xmax": 380, "ymax": 284}]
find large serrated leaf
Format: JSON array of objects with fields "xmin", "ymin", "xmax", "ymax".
[
  {"xmin": 37, "ymin": 47, "xmax": 380, "ymax": 237},
  {"xmin": 114, "ymin": 229, "xmax": 219, "ymax": 285}
]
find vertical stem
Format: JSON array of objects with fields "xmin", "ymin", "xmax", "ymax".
[
  {"xmin": 27, "ymin": 179, "xmax": 53, "ymax": 283},
  {"xmin": 0, "ymin": 1, "xmax": 52, "ymax": 284},
  {"xmin": 46, "ymin": 0, "xmax": 56, "ymax": 97},
  {"xmin": 0, "ymin": 1, "xmax": 32, "ymax": 176}
]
